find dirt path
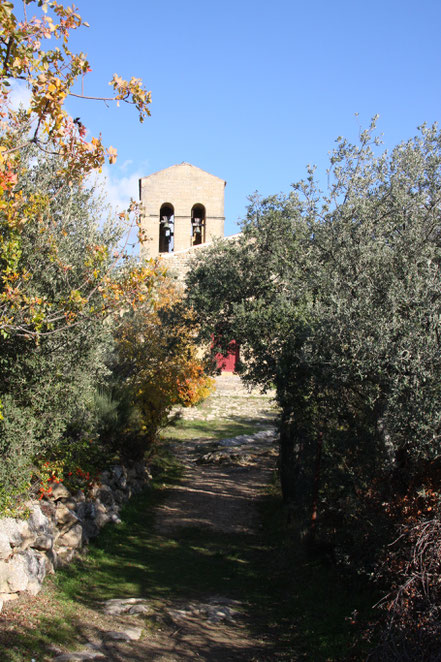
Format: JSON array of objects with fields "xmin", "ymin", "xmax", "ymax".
[
  {"xmin": 92, "ymin": 377, "xmax": 279, "ymax": 661},
  {"xmin": 2, "ymin": 377, "xmax": 281, "ymax": 662},
  {"xmin": 139, "ymin": 379, "xmax": 279, "ymax": 661}
]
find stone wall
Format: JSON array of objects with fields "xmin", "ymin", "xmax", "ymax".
[{"xmin": 0, "ymin": 462, "xmax": 151, "ymax": 612}]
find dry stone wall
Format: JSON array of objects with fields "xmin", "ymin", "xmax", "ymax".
[{"xmin": 0, "ymin": 462, "xmax": 151, "ymax": 612}]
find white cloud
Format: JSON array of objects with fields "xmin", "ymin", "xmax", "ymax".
[{"xmin": 99, "ymin": 165, "xmax": 141, "ymax": 213}]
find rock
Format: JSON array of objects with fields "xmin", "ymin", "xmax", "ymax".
[
  {"xmin": 127, "ymin": 603, "xmax": 153, "ymax": 615},
  {"xmin": 0, "ymin": 531, "xmax": 11, "ymax": 560},
  {"xmin": 75, "ymin": 490, "xmax": 86, "ymax": 503},
  {"xmin": 60, "ymin": 498, "xmax": 77, "ymax": 511},
  {"xmin": 32, "ymin": 533, "xmax": 54, "ymax": 551},
  {"xmin": 124, "ymin": 626, "xmax": 143, "ymax": 641},
  {"xmin": 94, "ymin": 512, "xmax": 110, "ymax": 529},
  {"xmin": 28, "ymin": 504, "xmax": 51, "ymax": 535},
  {"xmin": 55, "ymin": 547, "xmax": 77, "ymax": 566},
  {"xmin": 94, "ymin": 502, "xmax": 106, "ymax": 515},
  {"xmin": 168, "ymin": 598, "xmax": 239, "ymax": 625},
  {"xmin": 109, "ymin": 513, "xmax": 122, "ymax": 525},
  {"xmin": 206, "ymin": 605, "xmax": 235, "ymax": 623},
  {"xmin": 111, "ymin": 466, "xmax": 127, "ymax": 490},
  {"xmin": 104, "ymin": 630, "xmax": 131, "ymax": 642},
  {"xmin": 218, "ymin": 437, "xmax": 246, "ymax": 448},
  {"xmin": 0, "ymin": 518, "xmax": 34, "ymax": 550},
  {"xmin": 102, "ymin": 598, "xmax": 153, "ymax": 616},
  {"xmin": 197, "ymin": 450, "xmax": 253, "ymax": 466},
  {"xmin": 104, "ymin": 627, "xmax": 142, "ymax": 641},
  {"xmin": 3, "ymin": 549, "xmax": 45, "ymax": 594},
  {"xmin": 76, "ymin": 501, "xmax": 95, "ymax": 523},
  {"xmin": 0, "ymin": 592, "xmax": 19, "ymax": 602},
  {"xmin": 25, "ymin": 550, "xmax": 47, "ymax": 595},
  {"xmin": 55, "ymin": 523, "xmax": 83, "ymax": 550},
  {"xmin": 113, "ymin": 490, "xmax": 127, "ymax": 504},
  {"xmin": 53, "ymin": 652, "xmax": 105, "ymax": 661},
  {"xmin": 87, "ymin": 485, "xmax": 100, "ymax": 500},
  {"xmin": 96, "ymin": 485, "xmax": 114, "ymax": 508},
  {"xmin": 99, "ymin": 470, "xmax": 111, "ymax": 485},
  {"xmin": 0, "ymin": 562, "xmax": 10, "ymax": 593},
  {"xmin": 39, "ymin": 501, "xmax": 57, "ymax": 524},
  {"xmin": 5, "ymin": 556, "xmax": 29, "ymax": 593},
  {"xmin": 82, "ymin": 520, "xmax": 99, "ymax": 541},
  {"xmin": 50, "ymin": 483, "xmax": 71, "ymax": 501},
  {"xmin": 56, "ymin": 503, "xmax": 80, "ymax": 527},
  {"xmin": 43, "ymin": 548, "xmax": 57, "ymax": 574}
]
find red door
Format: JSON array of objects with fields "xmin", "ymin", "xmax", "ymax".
[{"xmin": 215, "ymin": 340, "xmax": 239, "ymax": 372}]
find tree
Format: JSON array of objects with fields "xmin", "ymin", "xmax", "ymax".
[
  {"xmin": 0, "ymin": 0, "xmax": 152, "ymax": 338},
  {"xmin": 109, "ymin": 278, "xmax": 213, "ymax": 461},
  {"xmin": 0, "ymin": 0, "xmax": 162, "ymax": 510},
  {"xmin": 187, "ymin": 120, "xmax": 441, "ymax": 557}
]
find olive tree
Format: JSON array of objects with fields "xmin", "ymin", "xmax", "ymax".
[{"xmin": 187, "ymin": 121, "xmax": 441, "ymax": 552}]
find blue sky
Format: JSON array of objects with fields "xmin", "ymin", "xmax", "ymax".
[{"xmin": 48, "ymin": 0, "xmax": 441, "ymax": 237}]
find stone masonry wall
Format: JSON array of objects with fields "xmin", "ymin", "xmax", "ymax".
[{"xmin": 0, "ymin": 462, "xmax": 151, "ymax": 612}]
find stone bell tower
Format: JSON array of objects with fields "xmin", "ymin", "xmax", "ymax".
[{"xmin": 138, "ymin": 162, "xmax": 226, "ymax": 258}]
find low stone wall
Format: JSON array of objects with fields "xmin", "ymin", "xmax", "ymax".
[{"xmin": 0, "ymin": 462, "xmax": 151, "ymax": 612}]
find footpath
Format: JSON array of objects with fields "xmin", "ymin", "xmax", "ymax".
[{"xmin": 2, "ymin": 375, "xmax": 283, "ymax": 662}]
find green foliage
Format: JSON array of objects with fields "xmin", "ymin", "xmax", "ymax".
[
  {"xmin": 0, "ymin": 152, "xmax": 121, "ymax": 505},
  {"xmin": 187, "ymin": 121, "xmax": 441, "ymax": 565},
  {"xmin": 0, "ymin": 150, "xmax": 213, "ymax": 507}
]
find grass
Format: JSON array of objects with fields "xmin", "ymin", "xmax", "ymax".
[{"xmin": 160, "ymin": 416, "xmax": 264, "ymax": 442}]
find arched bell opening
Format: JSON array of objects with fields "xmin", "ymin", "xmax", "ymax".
[
  {"xmin": 191, "ymin": 204, "xmax": 206, "ymax": 246},
  {"xmin": 159, "ymin": 203, "xmax": 174, "ymax": 253}
]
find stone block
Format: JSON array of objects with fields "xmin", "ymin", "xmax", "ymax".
[
  {"xmin": 96, "ymin": 485, "xmax": 114, "ymax": 508},
  {"xmin": 32, "ymin": 533, "xmax": 54, "ymax": 551},
  {"xmin": 0, "ymin": 518, "xmax": 34, "ymax": 550},
  {"xmin": 49, "ymin": 483, "xmax": 71, "ymax": 501},
  {"xmin": 0, "ymin": 532, "xmax": 11, "ymax": 560},
  {"xmin": 95, "ymin": 512, "xmax": 110, "ymax": 529},
  {"xmin": 56, "ymin": 503, "xmax": 80, "ymax": 527},
  {"xmin": 55, "ymin": 523, "xmax": 83, "ymax": 550},
  {"xmin": 0, "ymin": 562, "xmax": 11, "ymax": 593}
]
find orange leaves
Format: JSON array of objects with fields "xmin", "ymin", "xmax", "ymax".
[
  {"xmin": 109, "ymin": 73, "xmax": 151, "ymax": 124},
  {"xmin": 115, "ymin": 276, "xmax": 213, "ymax": 439},
  {"xmin": 0, "ymin": 0, "xmax": 151, "ymax": 176}
]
